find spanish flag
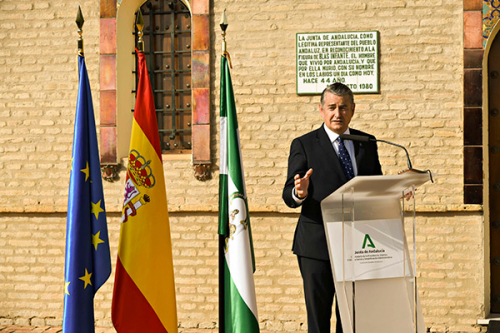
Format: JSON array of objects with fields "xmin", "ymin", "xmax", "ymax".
[{"xmin": 112, "ymin": 49, "xmax": 178, "ymax": 333}]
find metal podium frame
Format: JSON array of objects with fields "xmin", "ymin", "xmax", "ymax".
[{"xmin": 321, "ymin": 171, "xmax": 432, "ymax": 333}]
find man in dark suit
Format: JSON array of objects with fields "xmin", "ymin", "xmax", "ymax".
[{"xmin": 282, "ymin": 82, "xmax": 383, "ymax": 333}]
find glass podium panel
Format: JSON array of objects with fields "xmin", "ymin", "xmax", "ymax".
[{"xmin": 322, "ymin": 172, "xmax": 431, "ymax": 333}]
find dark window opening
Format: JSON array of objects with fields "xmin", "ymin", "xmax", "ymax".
[{"xmin": 134, "ymin": 0, "xmax": 192, "ymax": 153}]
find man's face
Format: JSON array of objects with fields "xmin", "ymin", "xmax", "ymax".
[{"xmin": 319, "ymin": 92, "xmax": 355, "ymax": 134}]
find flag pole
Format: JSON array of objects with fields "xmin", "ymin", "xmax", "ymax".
[
  {"xmin": 64, "ymin": 6, "xmax": 112, "ymax": 332},
  {"xmin": 219, "ymin": 10, "xmax": 228, "ymax": 333},
  {"xmin": 221, "ymin": 9, "xmax": 228, "ymax": 54},
  {"xmin": 136, "ymin": 9, "xmax": 145, "ymax": 53},
  {"xmin": 76, "ymin": 6, "xmax": 84, "ymax": 56}
]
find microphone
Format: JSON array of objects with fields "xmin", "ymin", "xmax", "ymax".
[{"xmin": 340, "ymin": 134, "xmax": 413, "ymax": 170}]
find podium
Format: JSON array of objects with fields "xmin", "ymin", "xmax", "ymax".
[{"xmin": 321, "ymin": 171, "xmax": 432, "ymax": 333}]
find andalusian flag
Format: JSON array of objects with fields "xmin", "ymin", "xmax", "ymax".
[
  {"xmin": 218, "ymin": 54, "xmax": 260, "ymax": 333},
  {"xmin": 112, "ymin": 49, "xmax": 178, "ymax": 333},
  {"xmin": 63, "ymin": 55, "xmax": 111, "ymax": 333}
]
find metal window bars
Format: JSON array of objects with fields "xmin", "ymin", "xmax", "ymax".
[{"xmin": 133, "ymin": 0, "xmax": 192, "ymax": 153}]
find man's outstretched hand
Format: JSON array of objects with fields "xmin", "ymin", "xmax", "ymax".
[{"xmin": 294, "ymin": 168, "xmax": 313, "ymax": 199}]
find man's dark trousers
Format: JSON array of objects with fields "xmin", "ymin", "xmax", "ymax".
[{"xmin": 298, "ymin": 256, "xmax": 343, "ymax": 333}]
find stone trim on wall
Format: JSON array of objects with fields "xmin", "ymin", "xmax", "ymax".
[
  {"xmin": 99, "ymin": 0, "xmax": 117, "ymax": 167},
  {"xmin": 463, "ymin": 0, "xmax": 484, "ymax": 204},
  {"xmin": 99, "ymin": 0, "xmax": 211, "ymax": 180}
]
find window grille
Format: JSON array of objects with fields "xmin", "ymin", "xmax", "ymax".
[{"xmin": 134, "ymin": 0, "xmax": 192, "ymax": 153}]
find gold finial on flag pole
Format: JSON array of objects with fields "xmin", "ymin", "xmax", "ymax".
[
  {"xmin": 220, "ymin": 9, "xmax": 228, "ymax": 55},
  {"xmin": 220, "ymin": 9, "xmax": 232, "ymax": 67},
  {"xmin": 76, "ymin": 6, "xmax": 84, "ymax": 56},
  {"xmin": 136, "ymin": 10, "xmax": 145, "ymax": 53}
]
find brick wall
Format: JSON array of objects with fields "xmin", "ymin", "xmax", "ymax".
[
  {"xmin": 0, "ymin": 0, "xmax": 100, "ymax": 213},
  {"xmin": 0, "ymin": 0, "xmax": 489, "ymax": 332}
]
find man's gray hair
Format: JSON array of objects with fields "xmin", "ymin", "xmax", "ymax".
[{"xmin": 320, "ymin": 82, "xmax": 354, "ymax": 106}]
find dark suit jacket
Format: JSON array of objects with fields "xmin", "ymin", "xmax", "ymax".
[{"xmin": 282, "ymin": 125, "xmax": 383, "ymax": 260}]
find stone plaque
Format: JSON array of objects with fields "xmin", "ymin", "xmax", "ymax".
[{"xmin": 296, "ymin": 31, "xmax": 379, "ymax": 94}]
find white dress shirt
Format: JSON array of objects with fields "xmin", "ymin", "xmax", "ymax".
[{"xmin": 323, "ymin": 125, "xmax": 358, "ymax": 177}]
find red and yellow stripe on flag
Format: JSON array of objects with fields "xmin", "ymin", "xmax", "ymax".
[{"xmin": 112, "ymin": 50, "xmax": 178, "ymax": 333}]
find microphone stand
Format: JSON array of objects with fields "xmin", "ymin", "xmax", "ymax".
[{"xmin": 339, "ymin": 134, "xmax": 434, "ymax": 183}]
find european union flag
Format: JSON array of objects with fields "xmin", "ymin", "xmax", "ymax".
[{"xmin": 63, "ymin": 55, "xmax": 111, "ymax": 333}]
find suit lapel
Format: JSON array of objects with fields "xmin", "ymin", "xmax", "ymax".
[
  {"xmin": 351, "ymin": 129, "xmax": 367, "ymax": 175},
  {"xmin": 316, "ymin": 125, "xmax": 348, "ymax": 183}
]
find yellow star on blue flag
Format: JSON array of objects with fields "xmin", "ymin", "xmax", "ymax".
[
  {"xmin": 80, "ymin": 162, "xmax": 90, "ymax": 182},
  {"xmin": 65, "ymin": 281, "xmax": 71, "ymax": 296},
  {"xmin": 92, "ymin": 231, "xmax": 105, "ymax": 251},
  {"xmin": 91, "ymin": 200, "xmax": 104, "ymax": 220},
  {"xmin": 79, "ymin": 268, "xmax": 93, "ymax": 289}
]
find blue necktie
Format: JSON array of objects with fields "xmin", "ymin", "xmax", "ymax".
[{"xmin": 337, "ymin": 137, "xmax": 354, "ymax": 180}]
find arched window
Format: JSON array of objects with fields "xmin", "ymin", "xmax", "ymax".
[{"xmin": 99, "ymin": 0, "xmax": 211, "ymax": 180}]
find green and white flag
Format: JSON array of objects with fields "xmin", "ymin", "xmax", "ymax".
[{"xmin": 218, "ymin": 54, "xmax": 259, "ymax": 333}]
